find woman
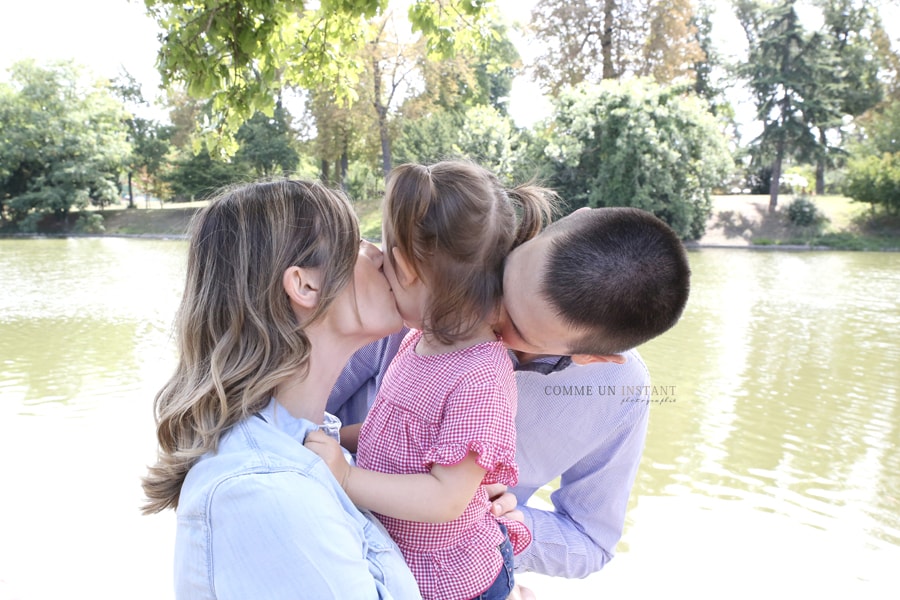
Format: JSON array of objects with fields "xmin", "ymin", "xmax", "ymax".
[{"xmin": 141, "ymin": 179, "xmax": 421, "ymax": 599}]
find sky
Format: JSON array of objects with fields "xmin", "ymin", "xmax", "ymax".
[
  {"xmin": 0, "ymin": 0, "xmax": 164, "ymax": 103},
  {"xmin": 0, "ymin": 0, "xmax": 754, "ymax": 128}
]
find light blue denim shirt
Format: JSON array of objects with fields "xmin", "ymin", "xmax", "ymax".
[{"xmin": 174, "ymin": 398, "xmax": 422, "ymax": 599}]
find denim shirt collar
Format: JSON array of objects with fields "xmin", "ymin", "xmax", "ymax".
[{"xmin": 256, "ymin": 398, "xmax": 342, "ymax": 443}]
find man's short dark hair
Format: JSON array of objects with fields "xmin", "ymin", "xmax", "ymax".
[{"xmin": 541, "ymin": 207, "xmax": 690, "ymax": 355}]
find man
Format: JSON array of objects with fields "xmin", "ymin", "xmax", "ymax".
[{"xmin": 327, "ymin": 206, "xmax": 690, "ymax": 577}]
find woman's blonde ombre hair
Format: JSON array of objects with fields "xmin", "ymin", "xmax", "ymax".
[{"xmin": 141, "ymin": 179, "xmax": 359, "ymax": 513}]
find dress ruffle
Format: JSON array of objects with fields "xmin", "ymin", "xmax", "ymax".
[
  {"xmin": 424, "ymin": 440, "xmax": 518, "ymax": 486},
  {"xmin": 499, "ymin": 517, "xmax": 532, "ymax": 556}
]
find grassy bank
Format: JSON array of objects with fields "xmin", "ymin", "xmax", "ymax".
[
  {"xmin": 4, "ymin": 194, "xmax": 898, "ymax": 250},
  {"xmin": 699, "ymin": 194, "xmax": 899, "ymax": 251}
]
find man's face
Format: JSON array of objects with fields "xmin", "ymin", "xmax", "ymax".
[{"xmin": 497, "ymin": 230, "xmax": 583, "ymax": 357}]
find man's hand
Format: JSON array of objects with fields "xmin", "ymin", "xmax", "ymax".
[
  {"xmin": 304, "ymin": 429, "xmax": 351, "ymax": 489},
  {"xmin": 484, "ymin": 483, "xmax": 525, "ymax": 523}
]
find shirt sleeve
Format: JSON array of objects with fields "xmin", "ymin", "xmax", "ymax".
[
  {"xmin": 206, "ymin": 471, "xmax": 401, "ymax": 599},
  {"xmin": 424, "ymin": 363, "xmax": 519, "ymax": 486},
  {"xmin": 511, "ymin": 352, "xmax": 651, "ymax": 577}
]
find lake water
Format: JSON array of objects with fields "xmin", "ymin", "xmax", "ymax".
[{"xmin": 1, "ymin": 238, "xmax": 899, "ymax": 599}]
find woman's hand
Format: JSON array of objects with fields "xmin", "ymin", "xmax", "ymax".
[
  {"xmin": 304, "ymin": 429, "xmax": 351, "ymax": 489},
  {"xmin": 484, "ymin": 483, "xmax": 525, "ymax": 523}
]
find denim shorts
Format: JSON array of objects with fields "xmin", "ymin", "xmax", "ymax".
[{"xmin": 470, "ymin": 522, "xmax": 515, "ymax": 600}]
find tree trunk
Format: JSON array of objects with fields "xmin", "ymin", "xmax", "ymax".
[
  {"xmin": 340, "ymin": 149, "xmax": 349, "ymax": 193},
  {"xmin": 601, "ymin": 0, "xmax": 616, "ymax": 79},
  {"xmin": 769, "ymin": 142, "xmax": 784, "ymax": 213},
  {"xmin": 127, "ymin": 171, "xmax": 135, "ymax": 209},
  {"xmin": 816, "ymin": 128, "xmax": 827, "ymax": 195},
  {"xmin": 372, "ymin": 56, "xmax": 392, "ymax": 179},
  {"xmin": 815, "ymin": 160, "xmax": 825, "ymax": 195},
  {"xmin": 321, "ymin": 159, "xmax": 330, "ymax": 184},
  {"xmin": 379, "ymin": 114, "xmax": 391, "ymax": 178}
]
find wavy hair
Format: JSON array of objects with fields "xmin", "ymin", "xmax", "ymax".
[{"xmin": 141, "ymin": 179, "xmax": 359, "ymax": 513}]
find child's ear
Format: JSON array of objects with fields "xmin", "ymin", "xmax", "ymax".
[
  {"xmin": 391, "ymin": 247, "xmax": 419, "ymax": 286},
  {"xmin": 283, "ymin": 266, "xmax": 322, "ymax": 309}
]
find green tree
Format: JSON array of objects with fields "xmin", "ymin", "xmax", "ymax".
[
  {"xmin": 844, "ymin": 152, "xmax": 900, "ymax": 214},
  {"xmin": 843, "ymin": 99, "xmax": 900, "ymax": 214},
  {"xmin": 393, "ymin": 108, "xmax": 462, "ymax": 165},
  {"xmin": 808, "ymin": 0, "xmax": 883, "ymax": 194},
  {"xmin": 113, "ymin": 72, "xmax": 174, "ymax": 208},
  {"xmin": 298, "ymin": 6, "xmax": 520, "ymax": 185},
  {"xmin": 544, "ymin": 79, "xmax": 732, "ymax": 240},
  {"xmin": 394, "ymin": 104, "xmax": 525, "ymax": 180},
  {"xmin": 692, "ymin": 1, "xmax": 733, "ymax": 120},
  {"xmin": 735, "ymin": 0, "xmax": 836, "ymax": 211},
  {"xmin": 235, "ymin": 99, "xmax": 300, "ymax": 177},
  {"xmin": 0, "ymin": 60, "xmax": 130, "ymax": 230},
  {"xmin": 144, "ymin": 0, "xmax": 495, "ymax": 154},
  {"xmin": 162, "ymin": 144, "xmax": 252, "ymax": 201},
  {"xmin": 306, "ymin": 86, "xmax": 373, "ymax": 187}
]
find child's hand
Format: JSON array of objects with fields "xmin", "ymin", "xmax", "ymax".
[{"xmin": 304, "ymin": 429, "xmax": 351, "ymax": 489}]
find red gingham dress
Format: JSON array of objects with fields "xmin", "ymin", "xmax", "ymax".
[{"xmin": 357, "ymin": 330, "xmax": 531, "ymax": 600}]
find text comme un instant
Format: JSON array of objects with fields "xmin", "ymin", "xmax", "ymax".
[{"xmin": 543, "ymin": 385, "xmax": 677, "ymax": 402}]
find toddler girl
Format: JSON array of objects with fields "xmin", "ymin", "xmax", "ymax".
[{"xmin": 307, "ymin": 160, "xmax": 555, "ymax": 600}]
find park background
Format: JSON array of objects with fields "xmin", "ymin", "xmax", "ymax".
[{"xmin": 1, "ymin": 1, "xmax": 899, "ymax": 599}]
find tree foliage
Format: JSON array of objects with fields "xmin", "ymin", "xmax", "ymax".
[
  {"xmin": 530, "ymin": 0, "xmax": 704, "ymax": 93},
  {"xmin": 844, "ymin": 152, "xmax": 900, "ymax": 214},
  {"xmin": 235, "ymin": 99, "xmax": 300, "ymax": 177},
  {"xmin": 0, "ymin": 60, "xmax": 130, "ymax": 230},
  {"xmin": 162, "ymin": 144, "xmax": 252, "ymax": 201},
  {"xmin": 144, "ymin": 0, "xmax": 496, "ymax": 154},
  {"xmin": 114, "ymin": 71, "xmax": 175, "ymax": 207},
  {"xmin": 544, "ymin": 79, "xmax": 732, "ymax": 240},
  {"xmin": 808, "ymin": 0, "xmax": 883, "ymax": 193},
  {"xmin": 844, "ymin": 99, "xmax": 900, "ymax": 214},
  {"xmin": 735, "ymin": 0, "xmax": 883, "ymax": 208},
  {"xmin": 393, "ymin": 104, "xmax": 525, "ymax": 181}
]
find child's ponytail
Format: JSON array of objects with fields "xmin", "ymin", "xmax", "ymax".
[{"xmin": 507, "ymin": 184, "xmax": 559, "ymax": 248}]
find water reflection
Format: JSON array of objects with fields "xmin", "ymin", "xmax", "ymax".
[
  {"xmin": 638, "ymin": 249, "xmax": 900, "ymax": 549},
  {"xmin": 1, "ymin": 238, "xmax": 183, "ymax": 417}
]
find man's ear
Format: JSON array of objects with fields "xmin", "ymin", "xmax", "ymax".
[
  {"xmin": 571, "ymin": 353, "xmax": 627, "ymax": 366},
  {"xmin": 283, "ymin": 266, "xmax": 322, "ymax": 309},
  {"xmin": 391, "ymin": 247, "xmax": 419, "ymax": 287}
]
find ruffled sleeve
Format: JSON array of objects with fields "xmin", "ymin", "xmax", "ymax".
[{"xmin": 422, "ymin": 361, "xmax": 520, "ymax": 487}]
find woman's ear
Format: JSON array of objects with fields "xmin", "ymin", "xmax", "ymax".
[{"xmin": 283, "ymin": 266, "xmax": 322, "ymax": 309}]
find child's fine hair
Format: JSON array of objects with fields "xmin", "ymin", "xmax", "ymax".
[{"xmin": 382, "ymin": 160, "xmax": 556, "ymax": 345}]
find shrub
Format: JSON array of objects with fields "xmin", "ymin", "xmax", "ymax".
[
  {"xmin": 786, "ymin": 196, "xmax": 828, "ymax": 227},
  {"xmin": 544, "ymin": 79, "xmax": 733, "ymax": 240},
  {"xmin": 844, "ymin": 153, "xmax": 900, "ymax": 215},
  {"xmin": 73, "ymin": 213, "xmax": 106, "ymax": 234}
]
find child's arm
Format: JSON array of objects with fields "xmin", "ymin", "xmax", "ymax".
[
  {"xmin": 339, "ymin": 423, "xmax": 362, "ymax": 454},
  {"xmin": 305, "ymin": 430, "xmax": 485, "ymax": 523}
]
